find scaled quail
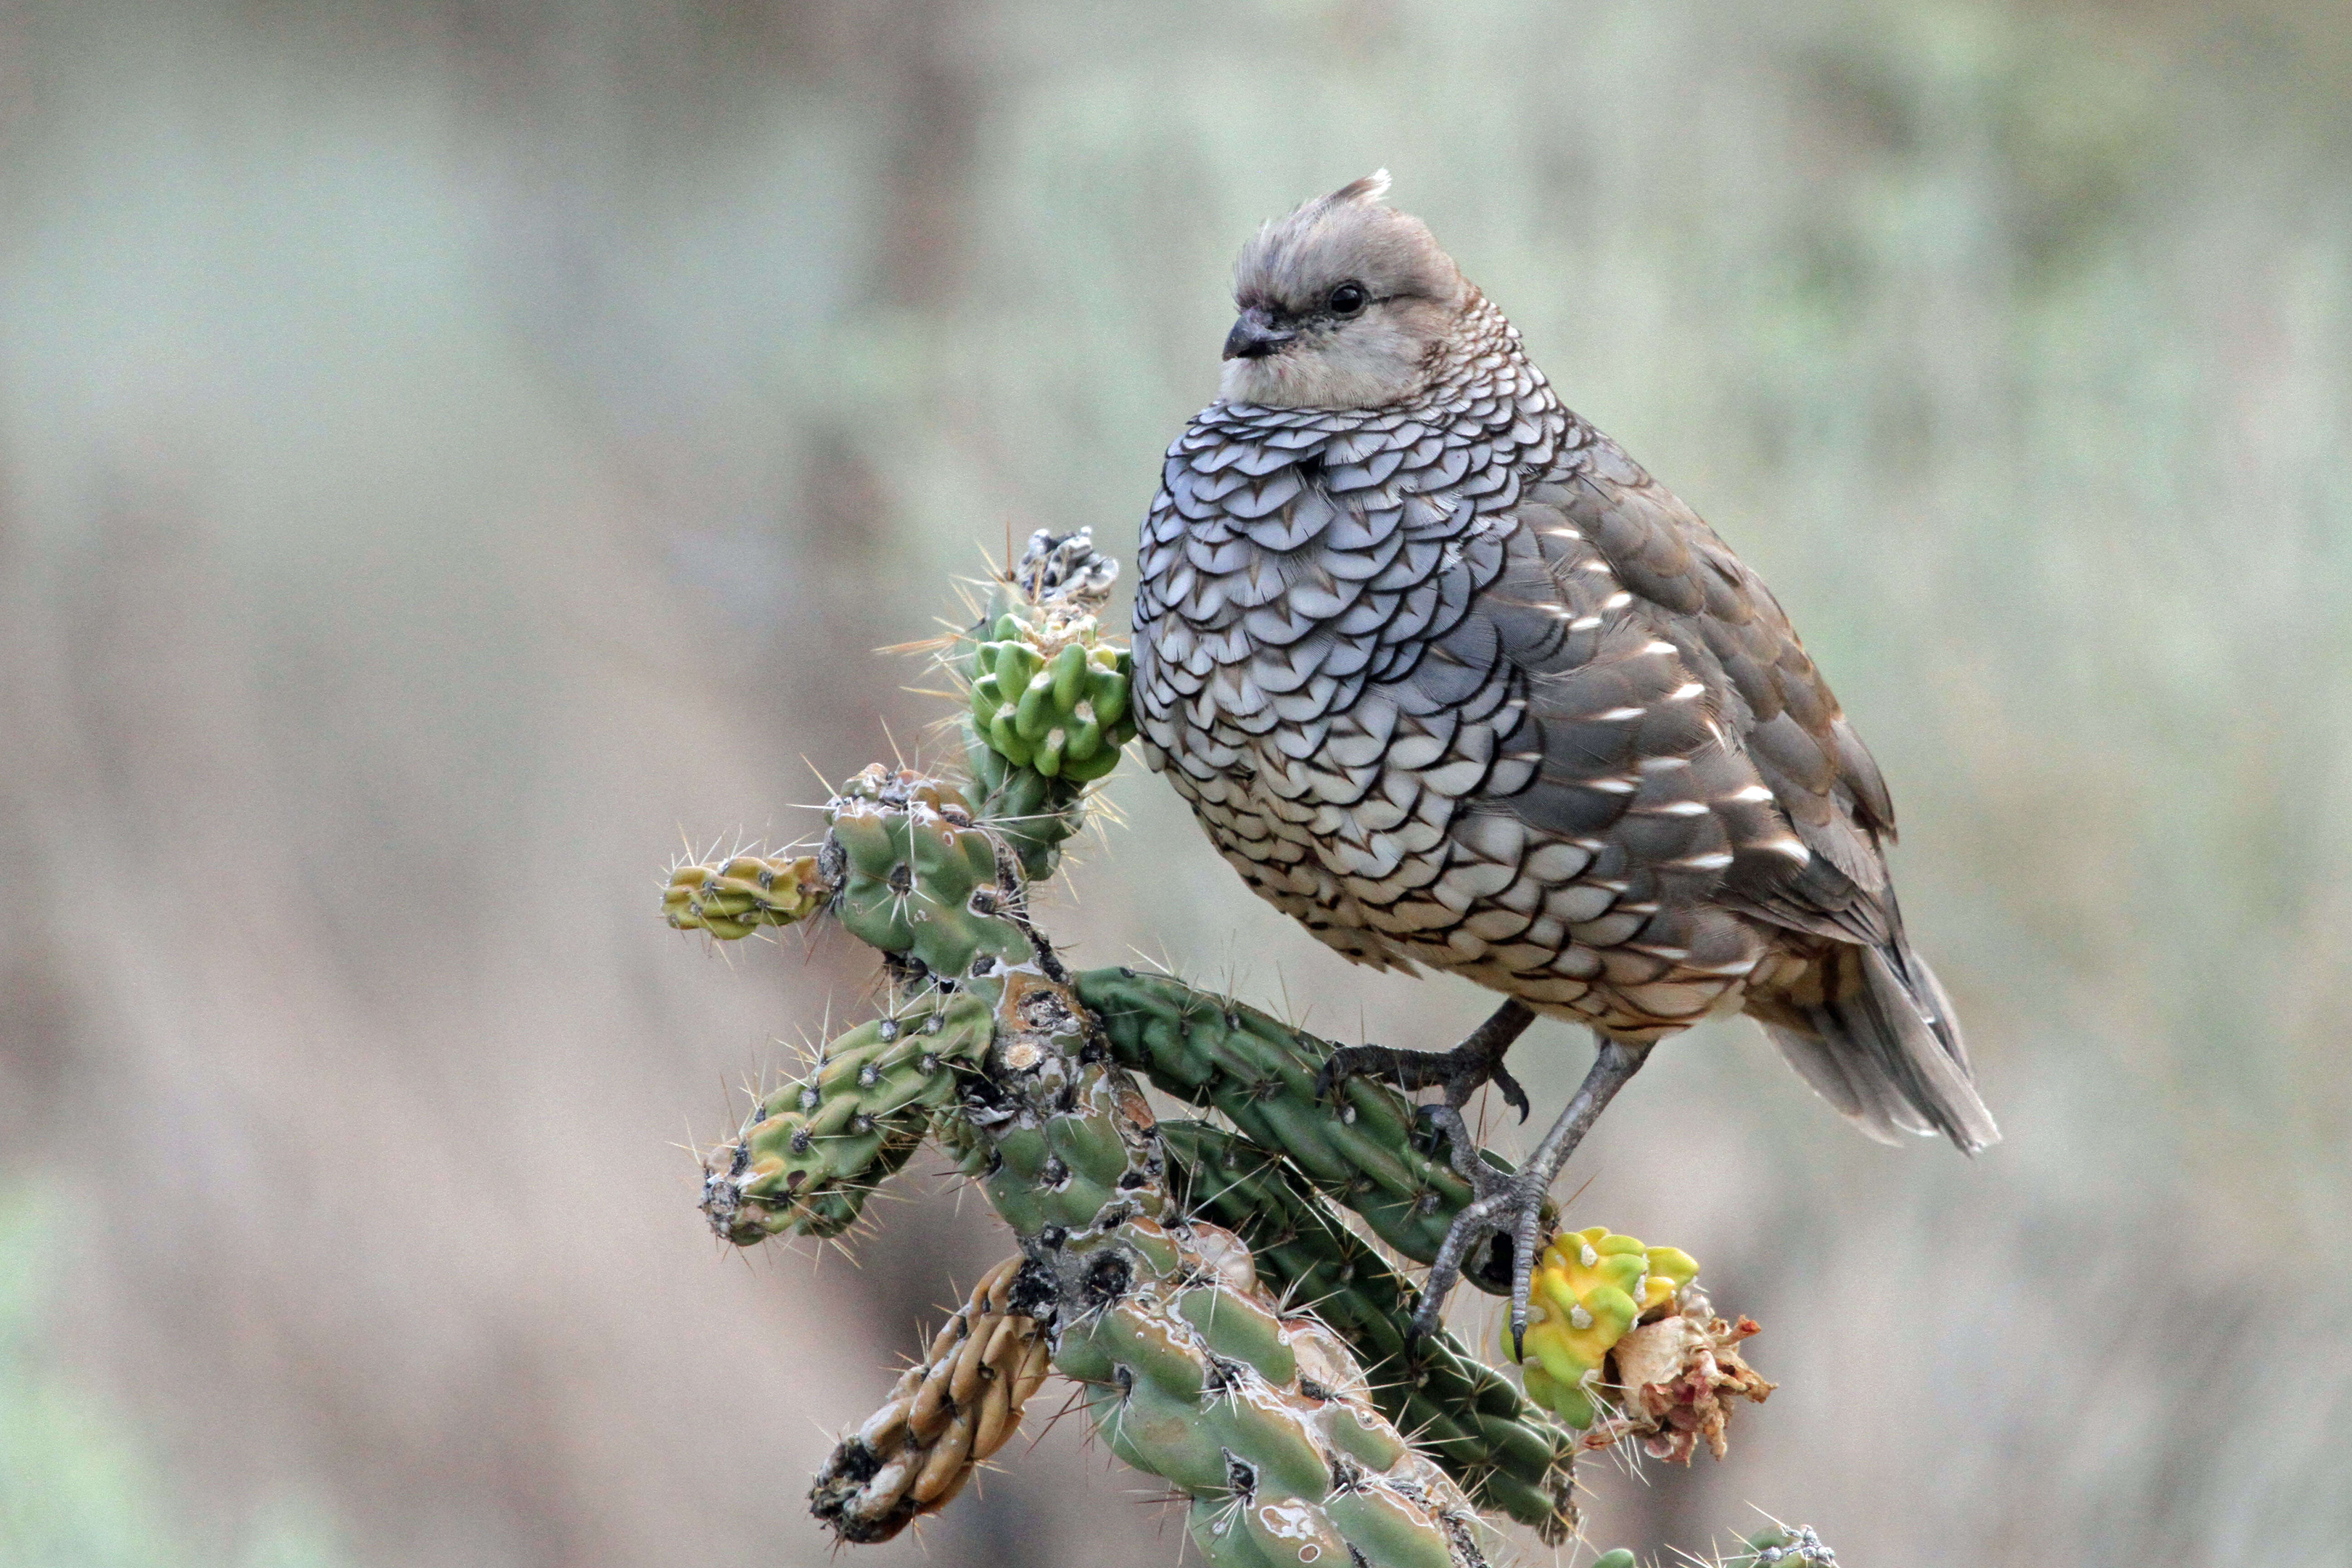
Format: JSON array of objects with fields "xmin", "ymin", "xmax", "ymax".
[{"xmin": 1129, "ymin": 172, "xmax": 1998, "ymax": 1340}]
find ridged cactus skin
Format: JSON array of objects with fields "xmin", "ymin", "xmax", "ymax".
[
  {"xmin": 700, "ymin": 993, "xmax": 991, "ymax": 1242},
  {"xmin": 951, "ymin": 529, "xmax": 1133, "ymax": 881},
  {"xmin": 1588, "ymin": 1527, "xmax": 1834, "ymax": 1567},
  {"xmin": 1077, "ymin": 967, "xmax": 1539, "ymax": 1290},
  {"xmin": 826, "ymin": 768, "xmax": 1044, "ymax": 985},
  {"xmin": 960, "ymin": 742, "xmax": 1095, "ymax": 887},
  {"xmin": 810, "ymin": 1257, "xmax": 1054, "ymax": 1543},
  {"xmin": 1159, "ymin": 1120, "xmax": 1578, "ymax": 1542},
  {"xmin": 957, "ymin": 965, "xmax": 1500, "ymax": 1568},
  {"xmin": 663, "ymin": 853, "xmax": 828, "ymax": 938},
  {"xmin": 1516, "ymin": 1227, "xmax": 1700, "ymax": 1430}
]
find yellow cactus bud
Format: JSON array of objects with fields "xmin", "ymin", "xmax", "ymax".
[
  {"xmin": 662, "ymin": 853, "xmax": 829, "ymax": 938},
  {"xmin": 1511, "ymin": 1226, "xmax": 1703, "ymax": 1430}
]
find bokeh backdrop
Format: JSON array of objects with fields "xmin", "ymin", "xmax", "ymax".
[{"xmin": 2, "ymin": 2, "xmax": 2347, "ymax": 1564}]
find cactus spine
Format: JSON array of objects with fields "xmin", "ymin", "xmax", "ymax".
[
  {"xmin": 960, "ymin": 963, "xmax": 1501, "ymax": 1568},
  {"xmin": 663, "ymin": 852, "xmax": 828, "ymax": 938},
  {"xmin": 699, "ymin": 992, "xmax": 990, "ymax": 1243}
]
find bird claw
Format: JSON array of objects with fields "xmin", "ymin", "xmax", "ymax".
[
  {"xmin": 1488, "ymin": 1061, "xmax": 1532, "ymax": 1122},
  {"xmin": 1407, "ymin": 1036, "xmax": 1656, "ymax": 1348},
  {"xmin": 1314, "ymin": 1042, "xmax": 1526, "ymax": 1120},
  {"xmin": 1407, "ymin": 1154, "xmax": 1553, "ymax": 1347},
  {"xmin": 1316, "ymin": 1000, "xmax": 1536, "ymax": 1121}
]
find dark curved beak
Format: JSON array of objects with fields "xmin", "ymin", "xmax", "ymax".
[{"xmin": 1222, "ymin": 307, "xmax": 1296, "ymax": 361}]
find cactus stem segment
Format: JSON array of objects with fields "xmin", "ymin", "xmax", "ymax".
[{"xmin": 811, "ymin": 1256, "xmax": 1054, "ymax": 1544}]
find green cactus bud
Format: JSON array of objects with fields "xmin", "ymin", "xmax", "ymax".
[
  {"xmin": 1592, "ymin": 1552, "xmax": 1638, "ymax": 1568},
  {"xmin": 1092, "ymin": 662, "xmax": 1131, "ymax": 728},
  {"xmin": 1059, "ymin": 740, "xmax": 1121, "ymax": 783},
  {"xmin": 993, "ymin": 638, "xmax": 1040, "ymax": 694},
  {"xmin": 1049, "ymin": 640, "xmax": 1088, "ymax": 708},
  {"xmin": 987, "ymin": 707, "xmax": 1030, "ymax": 767},
  {"xmin": 955, "ymin": 572, "xmax": 1136, "ymax": 866},
  {"xmin": 1013, "ymin": 670, "xmax": 1054, "ymax": 740}
]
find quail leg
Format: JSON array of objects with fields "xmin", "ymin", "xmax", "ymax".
[
  {"xmin": 1409, "ymin": 1036, "xmax": 1654, "ymax": 1350},
  {"xmin": 1316, "ymin": 998, "xmax": 1537, "ymax": 1122}
]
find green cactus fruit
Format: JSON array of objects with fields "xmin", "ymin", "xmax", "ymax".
[
  {"xmin": 1592, "ymin": 1552, "xmax": 1638, "ymax": 1568},
  {"xmin": 1513, "ymin": 1226, "xmax": 1702, "ymax": 1430},
  {"xmin": 663, "ymin": 853, "xmax": 829, "ymax": 939},
  {"xmin": 951, "ymin": 578, "xmax": 1126, "ymax": 881},
  {"xmin": 1075, "ymin": 967, "xmax": 1542, "ymax": 1291},
  {"xmin": 701, "ymin": 992, "xmax": 991, "ymax": 1242},
  {"xmin": 1160, "ymin": 1120, "xmax": 1580, "ymax": 1543}
]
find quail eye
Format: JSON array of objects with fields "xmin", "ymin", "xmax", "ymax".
[{"xmin": 1327, "ymin": 281, "xmax": 1369, "ymax": 316}]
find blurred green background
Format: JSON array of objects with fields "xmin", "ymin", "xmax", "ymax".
[{"xmin": 1, "ymin": 1, "xmax": 2346, "ymax": 1564}]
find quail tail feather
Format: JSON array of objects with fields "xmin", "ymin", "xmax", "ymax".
[{"xmin": 1761, "ymin": 944, "xmax": 1999, "ymax": 1153}]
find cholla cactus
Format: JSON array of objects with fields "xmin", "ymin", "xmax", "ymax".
[
  {"xmin": 936, "ymin": 528, "xmax": 1132, "ymax": 881},
  {"xmin": 663, "ymin": 531, "xmax": 1793, "ymax": 1564},
  {"xmin": 1080, "ymin": 966, "xmax": 1549, "ymax": 1285},
  {"xmin": 826, "ymin": 767, "xmax": 1036, "ymax": 984},
  {"xmin": 965, "ymin": 607, "xmax": 1134, "ymax": 782},
  {"xmin": 956, "ymin": 955, "xmax": 1504, "ymax": 1567},
  {"xmin": 1161, "ymin": 1119, "xmax": 1579, "ymax": 1541}
]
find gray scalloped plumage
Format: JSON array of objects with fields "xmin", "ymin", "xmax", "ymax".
[{"xmin": 1132, "ymin": 175, "xmax": 1997, "ymax": 1153}]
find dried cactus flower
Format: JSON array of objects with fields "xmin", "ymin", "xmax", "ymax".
[{"xmin": 1579, "ymin": 1309, "xmax": 1776, "ymax": 1464}]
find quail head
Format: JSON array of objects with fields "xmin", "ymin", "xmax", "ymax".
[{"xmin": 1129, "ymin": 172, "xmax": 1998, "ymax": 1342}]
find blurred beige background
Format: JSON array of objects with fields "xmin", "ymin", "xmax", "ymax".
[{"xmin": 0, "ymin": 1, "xmax": 2347, "ymax": 1564}]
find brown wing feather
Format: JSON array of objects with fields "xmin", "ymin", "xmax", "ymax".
[{"xmin": 1556, "ymin": 440, "xmax": 1899, "ymax": 948}]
